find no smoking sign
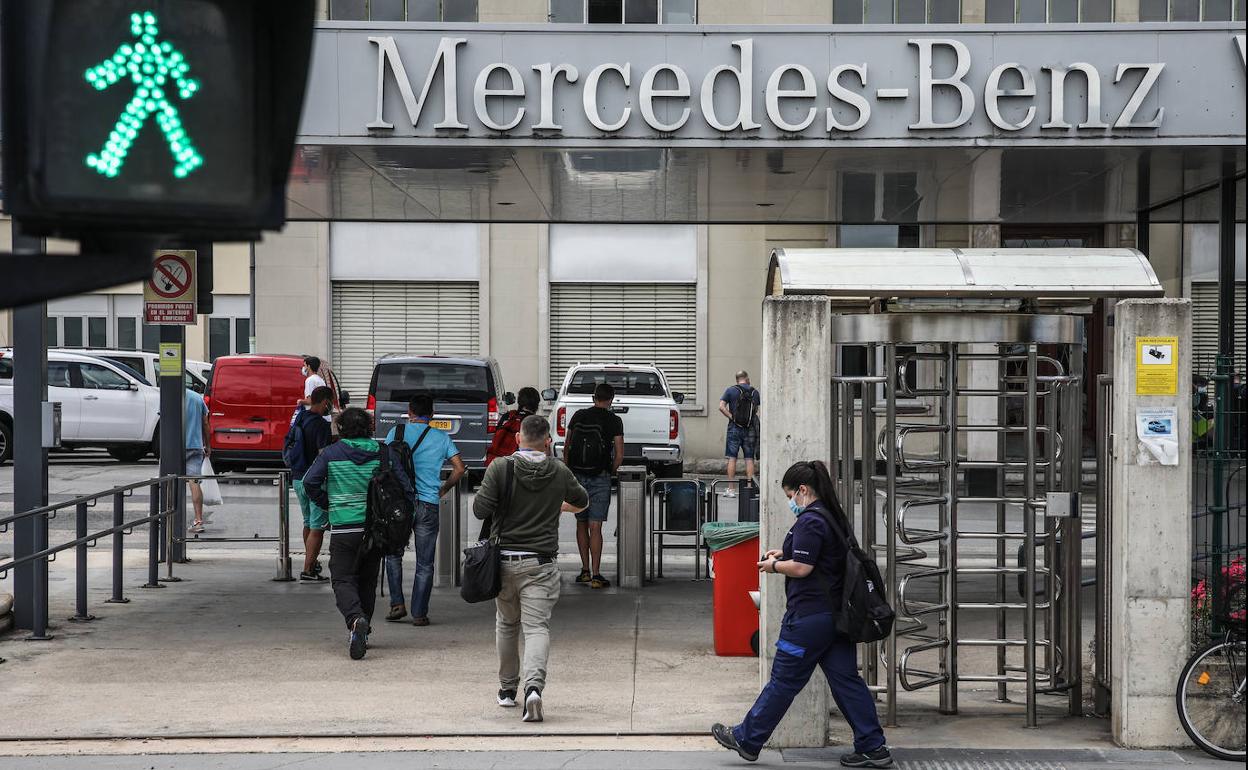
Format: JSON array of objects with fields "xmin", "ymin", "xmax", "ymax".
[{"xmin": 144, "ymin": 250, "xmax": 197, "ymax": 324}]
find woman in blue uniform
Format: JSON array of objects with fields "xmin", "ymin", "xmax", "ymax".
[{"xmin": 712, "ymin": 460, "xmax": 891, "ymax": 768}]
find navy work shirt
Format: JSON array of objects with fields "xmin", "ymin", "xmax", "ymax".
[{"xmin": 781, "ymin": 500, "xmax": 848, "ymax": 617}]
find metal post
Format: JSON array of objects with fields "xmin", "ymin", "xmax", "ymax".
[
  {"xmin": 274, "ymin": 471, "xmax": 294, "ymax": 581},
  {"xmin": 105, "ymin": 492, "xmax": 129, "ymax": 604},
  {"xmin": 884, "ymin": 344, "xmax": 899, "ymax": 727},
  {"xmin": 944, "ymin": 343, "xmax": 960, "ymax": 714},
  {"xmin": 1066, "ymin": 352, "xmax": 1085, "ymax": 716},
  {"xmin": 1024, "ymin": 344, "xmax": 1039, "ymax": 728},
  {"xmin": 995, "ymin": 350, "xmax": 1009, "ymax": 703},
  {"xmin": 1093, "ymin": 374, "xmax": 1113, "ymax": 715},
  {"xmin": 1210, "ymin": 162, "xmax": 1237, "ymax": 631},
  {"xmin": 1044, "ymin": 378, "xmax": 1059, "ymax": 688},
  {"xmin": 161, "ymin": 479, "xmax": 182, "ymax": 583},
  {"xmin": 70, "ymin": 502, "xmax": 95, "ymax": 622},
  {"xmin": 434, "ymin": 468, "xmax": 457, "ymax": 588},
  {"xmin": 143, "ymin": 480, "xmax": 164, "ymax": 589},
  {"xmin": 453, "ymin": 478, "xmax": 463, "ymax": 587},
  {"xmin": 862, "ymin": 344, "xmax": 879, "ymax": 690},
  {"xmin": 158, "ymin": 324, "xmax": 187, "ymax": 562},
  {"xmin": 12, "ymin": 227, "xmax": 51, "ymax": 637},
  {"xmin": 616, "ymin": 466, "xmax": 648, "ymax": 589}
]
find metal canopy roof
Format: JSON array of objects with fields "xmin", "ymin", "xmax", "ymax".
[{"xmin": 767, "ymin": 248, "xmax": 1163, "ymax": 299}]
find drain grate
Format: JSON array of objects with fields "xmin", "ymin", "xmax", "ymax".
[
  {"xmin": 780, "ymin": 748, "xmax": 1190, "ymax": 768},
  {"xmin": 893, "ymin": 762, "xmax": 1066, "ymax": 770}
]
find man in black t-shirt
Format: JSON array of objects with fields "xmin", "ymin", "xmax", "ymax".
[{"xmin": 563, "ymin": 382, "xmax": 625, "ymax": 589}]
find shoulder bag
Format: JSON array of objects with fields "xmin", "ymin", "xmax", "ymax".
[{"xmin": 460, "ymin": 458, "xmax": 515, "ymax": 603}]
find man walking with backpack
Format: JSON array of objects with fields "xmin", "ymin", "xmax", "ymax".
[
  {"xmin": 382, "ymin": 394, "xmax": 466, "ymax": 626},
  {"xmin": 563, "ymin": 382, "xmax": 624, "ymax": 589},
  {"xmin": 285, "ymin": 385, "xmax": 335, "ymax": 581},
  {"xmin": 302, "ymin": 407, "xmax": 414, "ymax": 660},
  {"xmin": 474, "ymin": 415, "xmax": 589, "ymax": 722},
  {"xmin": 718, "ymin": 371, "xmax": 761, "ymax": 495}
]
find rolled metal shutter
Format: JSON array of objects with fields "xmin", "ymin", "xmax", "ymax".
[
  {"xmin": 549, "ymin": 283, "xmax": 697, "ymax": 399},
  {"xmin": 331, "ymin": 281, "xmax": 480, "ymax": 395},
  {"xmin": 1190, "ymin": 282, "xmax": 1246, "ymax": 375}
]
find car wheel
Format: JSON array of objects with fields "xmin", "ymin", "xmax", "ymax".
[
  {"xmin": 0, "ymin": 420, "xmax": 12, "ymax": 465},
  {"xmin": 108, "ymin": 445, "xmax": 150, "ymax": 463}
]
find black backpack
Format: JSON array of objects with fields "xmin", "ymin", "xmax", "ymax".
[
  {"xmin": 731, "ymin": 385, "xmax": 757, "ymax": 428},
  {"xmin": 364, "ymin": 426, "xmax": 421, "ymax": 556},
  {"xmin": 566, "ymin": 418, "xmax": 610, "ymax": 472},
  {"xmin": 813, "ymin": 507, "xmax": 895, "ymax": 643}
]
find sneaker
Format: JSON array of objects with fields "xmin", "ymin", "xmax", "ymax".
[
  {"xmin": 385, "ymin": 604, "xmax": 407, "ymax": 622},
  {"xmin": 313, "ymin": 560, "xmax": 324, "ymax": 575},
  {"xmin": 497, "ymin": 689, "xmax": 518, "ymax": 708},
  {"xmin": 711, "ymin": 723, "xmax": 758, "ymax": 762},
  {"xmin": 722, "ymin": 488, "xmax": 737, "ymax": 498},
  {"xmin": 840, "ymin": 747, "xmax": 893, "ymax": 768},
  {"xmin": 189, "ymin": 522, "xmax": 206, "ymax": 533},
  {"xmin": 590, "ymin": 574, "xmax": 611, "ymax": 589},
  {"xmin": 411, "ymin": 616, "xmax": 430, "ymax": 627},
  {"xmin": 299, "ymin": 571, "xmax": 328, "ymax": 582},
  {"xmin": 348, "ymin": 618, "xmax": 369, "ymax": 660},
  {"xmin": 521, "ymin": 687, "xmax": 543, "ymax": 722},
  {"xmin": 575, "ymin": 569, "xmax": 593, "ymax": 584}
]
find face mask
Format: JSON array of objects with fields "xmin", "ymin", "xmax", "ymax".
[
  {"xmin": 301, "ymin": 367, "xmax": 309, "ymax": 376},
  {"xmin": 788, "ymin": 497, "xmax": 802, "ymax": 515}
]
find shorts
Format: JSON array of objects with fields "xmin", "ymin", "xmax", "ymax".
[
  {"xmin": 725, "ymin": 423, "xmax": 759, "ymax": 460},
  {"xmin": 294, "ymin": 479, "xmax": 329, "ymax": 531},
  {"xmin": 573, "ymin": 471, "xmax": 611, "ymax": 523},
  {"xmin": 185, "ymin": 448, "xmax": 205, "ymax": 478}
]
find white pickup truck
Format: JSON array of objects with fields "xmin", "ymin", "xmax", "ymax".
[{"xmin": 543, "ymin": 363, "xmax": 686, "ymax": 478}]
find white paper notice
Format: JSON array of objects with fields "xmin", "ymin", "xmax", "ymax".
[{"xmin": 1136, "ymin": 407, "xmax": 1179, "ymax": 466}]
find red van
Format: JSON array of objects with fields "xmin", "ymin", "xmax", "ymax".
[{"xmin": 206, "ymin": 354, "xmax": 347, "ymax": 471}]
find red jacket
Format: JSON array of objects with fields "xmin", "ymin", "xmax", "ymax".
[{"xmin": 485, "ymin": 409, "xmax": 533, "ymax": 467}]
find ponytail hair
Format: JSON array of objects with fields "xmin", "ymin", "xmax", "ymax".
[{"xmin": 782, "ymin": 460, "xmax": 849, "ymax": 523}]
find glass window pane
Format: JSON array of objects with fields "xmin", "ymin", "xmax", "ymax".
[
  {"xmin": 370, "ymin": 0, "xmax": 406, "ymax": 19},
  {"xmin": 550, "ymin": 0, "xmax": 584, "ymax": 22},
  {"xmin": 840, "ymin": 225, "xmax": 901, "ymax": 247},
  {"xmin": 588, "ymin": 0, "xmax": 623, "ymax": 23},
  {"xmin": 443, "ymin": 0, "xmax": 479, "ymax": 21},
  {"xmin": 1050, "ymin": 0, "xmax": 1078, "ymax": 20},
  {"xmin": 88, "ymin": 316, "xmax": 107, "ymax": 348},
  {"xmin": 1171, "ymin": 0, "xmax": 1200, "ymax": 18},
  {"xmin": 117, "ymin": 318, "xmax": 137, "ymax": 350},
  {"xmin": 896, "ymin": 0, "xmax": 926, "ymax": 22},
  {"xmin": 835, "ymin": 0, "xmax": 864, "ymax": 21},
  {"xmin": 46, "ymin": 317, "xmax": 59, "ymax": 347},
  {"xmin": 930, "ymin": 0, "xmax": 960, "ymax": 20},
  {"xmin": 48, "ymin": 362, "xmax": 72, "ymax": 388},
  {"xmin": 406, "ymin": 0, "xmax": 437, "ymax": 19},
  {"xmin": 866, "ymin": 0, "xmax": 894, "ymax": 20},
  {"xmin": 841, "ymin": 173, "xmax": 876, "ymax": 221},
  {"xmin": 209, "ymin": 318, "xmax": 231, "ymax": 362},
  {"xmin": 329, "ymin": 0, "xmax": 368, "ymax": 20},
  {"xmin": 1236, "ymin": 0, "xmax": 1243, "ymax": 21},
  {"xmin": 662, "ymin": 0, "xmax": 696, "ymax": 22},
  {"xmin": 1203, "ymin": 0, "xmax": 1232, "ymax": 18},
  {"xmin": 63, "ymin": 317, "xmax": 83, "ymax": 348},
  {"xmin": 1138, "ymin": 0, "xmax": 1168, "ymax": 17},
  {"xmin": 142, "ymin": 324, "xmax": 160, "ymax": 353},
  {"xmin": 234, "ymin": 319, "xmax": 251, "ymax": 354},
  {"xmin": 883, "ymin": 172, "xmax": 920, "ymax": 221},
  {"xmin": 80, "ymin": 363, "xmax": 131, "ymax": 390},
  {"xmin": 1080, "ymin": 0, "xmax": 1112, "ymax": 20},
  {"xmin": 1019, "ymin": 0, "xmax": 1047, "ymax": 20},
  {"xmin": 625, "ymin": 0, "xmax": 658, "ymax": 22},
  {"xmin": 985, "ymin": 0, "xmax": 1015, "ymax": 20}
]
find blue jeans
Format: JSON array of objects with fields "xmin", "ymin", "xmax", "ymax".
[
  {"xmin": 725, "ymin": 423, "xmax": 758, "ymax": 460},
  {"xmin": 384, "ymin": 501, "xmax": 439, "ymax": 617},
  {"xmin": 734, "ymin": 611, "xmax": 886, "ymax": 755}
]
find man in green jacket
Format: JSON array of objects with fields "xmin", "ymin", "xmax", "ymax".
[{"xmin": 473, "ymin": 414, "xmax": 589, "ymax": 723}]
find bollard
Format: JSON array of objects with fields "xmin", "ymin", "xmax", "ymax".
[
  {"xmin": 104, "ymin": 492, "xmax": 129, "ymax": 604},
  {"xmin": 161, "ymin": 479, "xmax": 182, "ymax": 583},
  {"xmin": 142, "ymin": 480, "xmax": 164, "ymax": 589},
  {"xmin": 434, "ymin": 469, "xmax": 459, "ymax": 588},
  {"xmin": 616, "ymin": 466, "xmax": 647, "ymax": 589},
  {"xmin": 70, "ymin": 502, "xmax": 95, "ymax": 622},
  {"xmin": 273, "ymin": 472, "xmax": 294, "ymax": 582}
]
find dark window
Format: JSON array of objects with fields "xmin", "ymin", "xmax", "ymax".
[
  {"xmin": 80, "ymin": 362, "xmax": 132, "ymax": 390},
  {"xmin": 567, "ymin": 369, "xmax": 667, "ymax": 397},
  {"xmin": 588, "ymin": 0, "xmax": 623, "ymax": 22},
  {"xmin": 1081, "ymin": 0, "xmax": 1113, "ymax": 20},
  {"xmin": 102, "ymin": 359, "xmax": 151, "ymax": 386},
  {"xmin": 329, "ymin": 0, "xmax": 368, "ymax": 20},
  {"xmin": 46, "ymin": 317, "xmax": 58, "ymax": 348},
  {"xmin": 867, "ymin": 0, "xmax": 894, "ymax": 20},
  {"xmin": 1050, "ymin": 0, "xmax": 1078, "ymax": 20},
  {"xmin": 443, "ymin": 0, "xmax": 479, "ymax": 21},
  {"xmin": 373, "ymin": 362, "xmax": 493, "ymax": 404},
  {"xmin": 550, "ymin": 0, "xmax": 584, "ymax": 22},
  {"xmin": 626, "ymin": 0, "xmax": 659, "ymax": 22},
  {"xmin": 834, "ymin": 0, "xmax": 865, "ymax": 20},
  {"xmin": 117, "ymin": 317, "xmax": 137, "ymax": 350},
  {"xmin": 882, "ymin": 172, "xmax": 920, "ymax": 220},
  {"xmin": 372, "ymin": 0, "xmax": 407, "ymax": 19},
  {"xmin": 841, "ymin": 173, "xmax": 876, "ymax": 222},
  {"xmin": 1203, "ymin": 0, "xmax": 1233, "ymax": 18},
  {"xmin": 1171, "ymin": 0, "xmax": 1201, "ymax": 19},
  {"xmin": 209, "ymin": 318, "xmax": 231, "ymax": 362},
  {"xmin": 985, "ymin": 0, "xmax": 1014, "ymax": 20},
  {"xmin": 0, "ymin": 358, "xmax": 13, "ymax": 380},
  {"xmin": 1139, "ymin": 0, "xmax": 1169, "ymax": 19},
  {"xmin": 88, "ymin": 316, "xmax": 107, "ymax": 348},
  {"xmin": 896, "ymin": 0, "xmax": 926, "ymax": 22},
  {"xmin": 63, "ymin": 318, "xmax": 83, "ymax": 348},
  {"xmin": 235, "ymin": 319, "xmax": 251, "ymax": 354},
  {"xmin": 1019, "ymin": 0, "xmax": 1047, "ymax": 20},
  {"xmin": 48, "ymin": 362, "xmax": 72, "ymax": 388},
  {"xmin": 663, "ymin": 0, "xmax": 696, "ymax": 22},
  {"xmin": 141, "ymin": 324, "xmax": 160, "ymax": 353},
  {"xmin": 929, "ymin": 0, "xmax": 959, "ymax": 20}
]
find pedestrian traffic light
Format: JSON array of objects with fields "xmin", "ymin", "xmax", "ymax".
[{"xmin": 2, "ymin": 0, "xmax": 315, "ymax": 241}]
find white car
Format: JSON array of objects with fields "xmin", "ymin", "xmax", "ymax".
[
  {"xmin": 544, "ymin": 363, "xmax": 686, "ymax": 478},
  {"xmin": 52, "ymin": 348, "xmax": 210, "ymax": 393},
  {"xmin": 0, "ymin": 350, "xmax": 162, "ymax": 464}
]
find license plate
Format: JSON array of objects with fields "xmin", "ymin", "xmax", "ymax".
[{"xmin": 430, "ymin": 419, "xmax": 454, "ymax": 431}]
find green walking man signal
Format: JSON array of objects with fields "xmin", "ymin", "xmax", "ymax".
[{"xmin": 84, "ymin": 11, "xmax": 203, "ymax": 179}]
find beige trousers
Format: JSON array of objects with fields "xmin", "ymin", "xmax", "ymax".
[{"xmin": 496, "ymin": 558, "xmax": 562, "ymax": 693}]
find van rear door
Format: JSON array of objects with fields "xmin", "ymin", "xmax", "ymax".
[
  {"xmin": 268, "ymin": 359, "xmax": 305, "ymax": 452},
  {"xmin": 371, "ymin": 360, "xmax": 494, "ymax": 469},
  {"xmin": 210, "ymin": 359, "xmax": 272, "ymax": 453}
]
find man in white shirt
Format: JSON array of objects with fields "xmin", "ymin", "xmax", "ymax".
[{"xmin": 298, "ymin": 356, "xmax": 327, "ymax": 407}]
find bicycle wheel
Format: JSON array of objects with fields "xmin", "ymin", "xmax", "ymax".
[{"xmin": 1176, "ymin": 638, "xmax": 1247, "ymax": 761}]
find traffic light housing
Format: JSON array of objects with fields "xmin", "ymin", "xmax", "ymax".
[{"xmin": 2, "ymin": 0, "xmax": 315, "ymax": 241}]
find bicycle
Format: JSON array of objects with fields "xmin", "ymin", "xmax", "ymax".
[{"xmin": 1176, "ymin": 583, "xmax": 1246, "ymax": 761}]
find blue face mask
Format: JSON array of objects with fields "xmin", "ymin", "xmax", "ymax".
[{"xmin": 788, "ymin": 497, "xmax": 802, "ymax": 515}]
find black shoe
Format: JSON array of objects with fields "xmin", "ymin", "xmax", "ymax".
[
  {"xmin": 349, "ymin": 617, "xmax": 370, "ymax": 660},
  {"xmin": 575, "ymin": 569, "xmax": 592, "ymax": 584},
  {"xmin": 590, "ymin": 574, "xmax": 611, "ymax": 589},
  {"xmin": 385, "ymin": 604, "xmax": 407, "ymax": 622},
  {"xmin": 840, "ymin": 747, "xmax": 893, "ymax": 768},
  {"xmin": 522, "ymin": 687, "xmax": 543, "ymax": 722},
  {"xmin": 300, "ymin": 571, "xmax": 328, "ymax": 582},
  {"xmin": 711, "ymin": 723, "xmax": 758, "ymax": 762},
  {"xmin": 313, "ymin": 560, "xmax": 323, "ymax": 575}
]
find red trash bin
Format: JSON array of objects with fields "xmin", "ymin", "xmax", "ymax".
[{"xmin": 712, "ymin": 536, "xmax": 761, "ymax": 656}]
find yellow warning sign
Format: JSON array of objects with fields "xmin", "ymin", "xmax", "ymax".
[
  {"xmin": 159, "ymin": 343, "xmax": 183, "ymax": 377},
  {"xmin": 1136, "ymin": 336, "xmax": 1178, "ymax": 395}
]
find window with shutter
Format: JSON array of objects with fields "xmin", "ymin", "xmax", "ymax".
[
  {"xmin": 549, "ymin": 282, "xmax": 697, "ymax": 402},
  {"xmin": 331, "ymin": 281, "xmax": 480, "ymax": 395},
  {"xmin": 1190, "ymin": 282, "xmax": 1247, "ymax": 376}
]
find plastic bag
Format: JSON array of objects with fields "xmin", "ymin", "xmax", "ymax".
[
  {"xmin": 701, "ymin": 521, "xmax": 760, "ymax": 552},
  {"xmin": 199, "ymin": 457, "xmax": 224, "ymax": 507}
]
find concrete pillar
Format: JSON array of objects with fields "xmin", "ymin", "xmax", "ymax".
[
  {"xmin": 1110, "ymin": 298, "xmax": 1192, "ymax": 747},
  {"xmin": 759, "ymin": 296, "xmax": 833, "ymax": 748}
]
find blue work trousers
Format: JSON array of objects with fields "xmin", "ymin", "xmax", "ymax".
[
  {"xmin": 734, "ymin": 611, "xmax": 886, "ymax": 755},
  {"xmin": 384, "ymin": 501, "xmax": 440, "ymax": 618}
]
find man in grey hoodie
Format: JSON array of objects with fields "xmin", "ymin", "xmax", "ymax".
[{"xmin": 473, "ymin": 414, "xmax": 589, "ymax": 723}]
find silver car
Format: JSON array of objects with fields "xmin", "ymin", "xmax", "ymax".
[{"xmin": 368, "ymin": 355, "xmax": 512, "ymax": 472}]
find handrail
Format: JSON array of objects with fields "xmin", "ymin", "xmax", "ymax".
[{"xmin": 0, "ymin": 475, "xmax": 180, "ymax": 530}]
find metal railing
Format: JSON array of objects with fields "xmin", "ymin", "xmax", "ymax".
[
  {"xmin": 648, "ymin": 478, "xmax": 709, "ymax": 580},
  {"xmin": 175, "ymin": 471, "xmax": 295, "ymax": 582},
  {"xmin": 0, "ymin": 475, "xmax": 179, "ymax": 640}
]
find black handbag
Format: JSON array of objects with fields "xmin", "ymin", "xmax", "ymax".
[{"xmin": 460, "ymin": 458, "xmax": 514, "ymax": 604}]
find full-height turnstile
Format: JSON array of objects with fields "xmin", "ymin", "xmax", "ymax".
[{"xmin": 767, "ymin": 248, "xmax": 1165, "ymax": 727}]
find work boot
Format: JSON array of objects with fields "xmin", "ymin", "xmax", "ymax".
[
  {"xmin": 711, "ymin": 723, "xmax": 758, "ymax": 762},
  {"xmin": 840, "ymin": 747, "xmax": 893, "ymax": 768}
]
